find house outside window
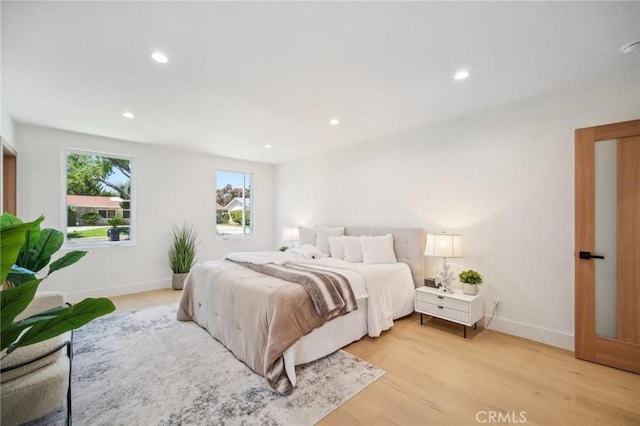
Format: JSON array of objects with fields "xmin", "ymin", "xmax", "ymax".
[
  {"xmin": 63, "ymin": 149, "xmax": 134, "ymax": 246},
  {"xmin": 216, "ymin": 170, "xmax": 252, "ymax": 238}
]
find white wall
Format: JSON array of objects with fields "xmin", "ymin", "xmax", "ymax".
[
  {"xmin": 274, "ymin": 68, "xmax": 639, "ymax": 350},
  {"xmin": 16, "ymin": 124, "xmax": 274, "ymax": 301},
  {"xmin": 0, "ymin": 2, "xmax": 16, "ymax": 149},
  {"xmin": 1, "ymin": 118, "xmax": 15, "ymax": 150}
]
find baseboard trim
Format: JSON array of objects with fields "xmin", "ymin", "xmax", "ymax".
[
  {"xmin": 65, "ymin": 279, "xmax": 171, "ymax": 303},
  {"xmin": 484, "ymin": 315, "xmax": 574, "ymax": 351},
  {"xmin": 66, "ymin": 282, "xmax": 574, "ymax": 350}
]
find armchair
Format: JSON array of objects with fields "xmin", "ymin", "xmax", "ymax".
[{"xmin": 1, "ymin": 292, "xmax": 72, "ymax": 426}]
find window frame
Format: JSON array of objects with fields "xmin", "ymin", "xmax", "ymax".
[
  {"xmin": 216, "ymin": 169, "xmax": 253, "ymax": 240},
  {"xmin": 61, "ymin": 148, "xmax": 136, "ymax": 248}
]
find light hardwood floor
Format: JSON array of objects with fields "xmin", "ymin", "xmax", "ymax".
[{"xmin": 110, "ymin": 289, "xmax": 640, "ymax": 426}]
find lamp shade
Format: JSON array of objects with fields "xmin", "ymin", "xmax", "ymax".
[
  {"xmin": 282, "ymin": 227, "xmax": 299, "ymax": 242},
  {"xmin": 425, "ymin": 233, "xmax": 462, "ymax": 258}
]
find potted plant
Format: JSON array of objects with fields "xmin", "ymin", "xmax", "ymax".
[
  {"xmin": 458, "ymin": 270, "xmax": 483, "ymax": 295},
  {"xmin": 107, "ymin": 216, "xmax": 126, "ymax": 241},
  {"xmin": 1, "ymin": 213, "xmax": 115, "ymax": 354},
  {"xmin": 168, "ymin": 224, "xmax": 198, "ymax": 290}
]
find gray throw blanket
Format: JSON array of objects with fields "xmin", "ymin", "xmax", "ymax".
[{"xmin": 233, "ymin": 262, "xmax": 357, "ymax": 320}]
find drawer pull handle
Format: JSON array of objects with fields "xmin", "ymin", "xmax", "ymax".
[
  {"xmin": 437, "ymin": 305, "xmax": 444, "ymax": 309},
  {"xmin": 437, "ymin": 296, "xmax": 444, "ymax": 299}
]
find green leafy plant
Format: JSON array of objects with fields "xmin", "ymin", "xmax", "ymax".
[
  {"xmin": 279, "ymin": 246, "xmax": 289, "ymax": 252},
  {"xmin": 80, "ymin": 212, "xmax": 100, "ymax": 225},
  {"xmin": 67, "ymin": 207, "xmax": 77, "ymax": 226},
  {"xmin": 458, "ymin": 270, "xmax": 483, "ymax": 285},
  {"xmin": 107, "ymin": 216, "xmax": 125, "ymax": 227},
  {"xmin": 229, "ymin": 210, "xmax": 250, "ymax": 226},
  {"xmin": 216, "ymin": 212, "xmax": 229, "ymax": 225},
  {"xmin": 1, "ymin": 213, "xmax": 115, "ymax": 356},
  {"xmin": 168, "ymin": 224, "xmax": 198, "ymax": 274}
]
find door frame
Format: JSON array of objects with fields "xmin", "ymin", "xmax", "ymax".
[
  {"xmin": 2, "ymin": 141, "xmax": 17, "ymax": 215},
  {"xmin": 575, "ymin": 119, "xmax": 640, "ymax": 373}
]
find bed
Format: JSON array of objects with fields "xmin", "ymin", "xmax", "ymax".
[{"xmin": 177, "ymin": 226, "xmax": 425, "ymax": 394}]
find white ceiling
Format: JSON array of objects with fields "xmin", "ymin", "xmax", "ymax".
[{"xmin": 2, "ymin": 1, "xmax": 639, "ymax": 164}]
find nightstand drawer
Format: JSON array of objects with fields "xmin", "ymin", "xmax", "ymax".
[
  {"xmin": 415, "ymin": 300, "xmax": 469, "ymax": 324},
  {"xmin": 416, "ymin": 291, "xmax": 469, "ymax": 313},
  {"xmin": 415, "ymin": 287, "xmax": 484, "ymax": 336}
]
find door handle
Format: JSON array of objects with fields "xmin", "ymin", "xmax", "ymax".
[{"xmin": 579, "ymin": 251, "xmax": 605, "ymax": 260}]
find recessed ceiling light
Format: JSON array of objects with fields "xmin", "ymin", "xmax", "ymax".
[
  {"xmin": 122, "ymin": 111, "xmax": 135, "ymax": 119},
  {"xmin": 265, "ymin": 144, "xmax": 272, "ymax": 149},
  {"xmin": 329, "ymin": 118, "xmax": 340, "ymax": 126},
  {"xmin": 454, "ymin": 70, "xmax": 470, "ymax": 80},
  {"xmin": 621, "ymin": 41, "xmax": 640, "ymax": 55},
  {"xmin": 151, "ymin": 52, "xmax": 169, "ymax": 63}
]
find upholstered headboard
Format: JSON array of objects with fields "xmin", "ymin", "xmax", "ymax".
[{"xmin": 344, "ymin": 226, "xmax": 425, "ymax": 288}]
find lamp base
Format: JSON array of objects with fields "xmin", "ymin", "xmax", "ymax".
[{"xmin": 434, "ymin": 257, "xmax": 456, "ymax": 293}]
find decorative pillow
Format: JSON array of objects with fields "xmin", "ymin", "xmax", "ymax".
[
  {"xmin": 298, "ymin": 226, "xmax": 316, "ymax": 246},
  {"xmin": 290, "ymin": 244, "xmax": 325, "ymax": 260},
  {"xmin": 315, "ymin": 227, "xmax": 345, "ymax": 254},
  {"xmin": 328, "ymin": 236, "xmax": 346, "ymax": 260},
  {"xmin": 343, "ymin": 236, "xmax": 364, "ymax": 263},
  {"xmin": 361, "ymin": 234, "xmax": 397, "ymax": 264}
]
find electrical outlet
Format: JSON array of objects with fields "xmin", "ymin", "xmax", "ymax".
[{"xmin": 493, "ymin": 298, "xmax": 502, "ymax": 311}]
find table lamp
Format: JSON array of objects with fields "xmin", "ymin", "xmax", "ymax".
[
  {"xmin": 425, "ymin": 233, "xmax": 462, "ymax": 292},
  {"xmin": 282, "ymin": 227, "xmax": 299, "ymax": 249}
]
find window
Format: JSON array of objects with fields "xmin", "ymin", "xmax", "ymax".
[
  {"xmin": 98, "ymin": 209, "xmax": 117, "ymax": 219},
  {"xmin": 216, "ymin": 170, "xmax": 252, "ymax": 238},
  {"xmin": 64, "ymin": 149, "xmax": 134, "ymax": 246}
]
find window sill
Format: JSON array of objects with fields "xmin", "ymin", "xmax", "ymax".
[
  {"xmin": 216, "ymin": 235, "xmax": 253, "ymax": 241},
  {"xmin": 64, "ymin": 240, "xmax": 136, "ymax": 249}
]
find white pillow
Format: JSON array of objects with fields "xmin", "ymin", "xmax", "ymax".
[
  {"xmin": 343, "ymin": 236, "xmax": 364, "ymax": 263},
  {"xmin": 316, "ymin": 227, "xmax": 345, "ymax": 254},
  {"xmin": 290, "ymin": 244, "xmax": 324, "ymax": 260},
  {"xmin": 298, "ymin": 226, "xmax": 316, "ymax": 246},
  {"xmin": 328, "ymin": 236, "xmax": 346, "ymax": 260},
  {"xmin": 361, "ymin": 234, "xmax": 397, "ymax": 264}
]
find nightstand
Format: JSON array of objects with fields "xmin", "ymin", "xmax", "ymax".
[{"xmin": 415, "ymin": 286, "xmax": 483, "ymax": 338}]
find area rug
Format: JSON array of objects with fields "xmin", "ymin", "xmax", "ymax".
[{"xmin": 32, "ymin": 303, "xmax": 384, "ymax": 425}]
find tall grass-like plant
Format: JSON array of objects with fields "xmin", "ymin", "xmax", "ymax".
[{"xmin": 168, "ymin": 224, "xmax": 198, "ymax": 274}]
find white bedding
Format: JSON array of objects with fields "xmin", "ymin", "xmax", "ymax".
[
  {"xmin": 278, "ymin": 257, "xmax": 415, "ymax": 386},
  {"xmin": 221, "ymin": 251, "xmax": 415, "ymax": 387},
  {"xmin": 302, "ymin": 257, "xmax": 415, "ymax": 334},
  {"xmin": 225, "ymin": 253, "xmax": 415, "ymax": 334}
]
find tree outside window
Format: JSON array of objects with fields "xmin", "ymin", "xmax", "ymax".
[{"xmin": 64, "ymin": 150, "xmax": 134, "ymax": 245}]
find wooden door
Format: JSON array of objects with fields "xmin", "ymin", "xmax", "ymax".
[
  {"xmin": 575, "ymin": 119, "xmax": 640, "ymax": 373},
  {"xmin": 2, "ymin": 146, "xmax": 17, "ymax": 215}
]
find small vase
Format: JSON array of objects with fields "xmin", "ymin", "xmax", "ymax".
[
  {"xmin": 462, "ymin": 283, "xmax": 479, "ymax": 295},
  {"xmin": 172, "ymin": 273, "xmax": 188, "ymax": 290}
]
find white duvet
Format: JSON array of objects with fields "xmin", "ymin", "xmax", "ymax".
[
  {"xmin": 301, "ymin": 257, "xmax": 415, "ymax": 336},
  {"xmin": 224, "ymin": 251, "xmax": 415, "ymax": 386},
  {"xmin": 225, "ymin": 252, "xmax": 415, "ymax": 337}
]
